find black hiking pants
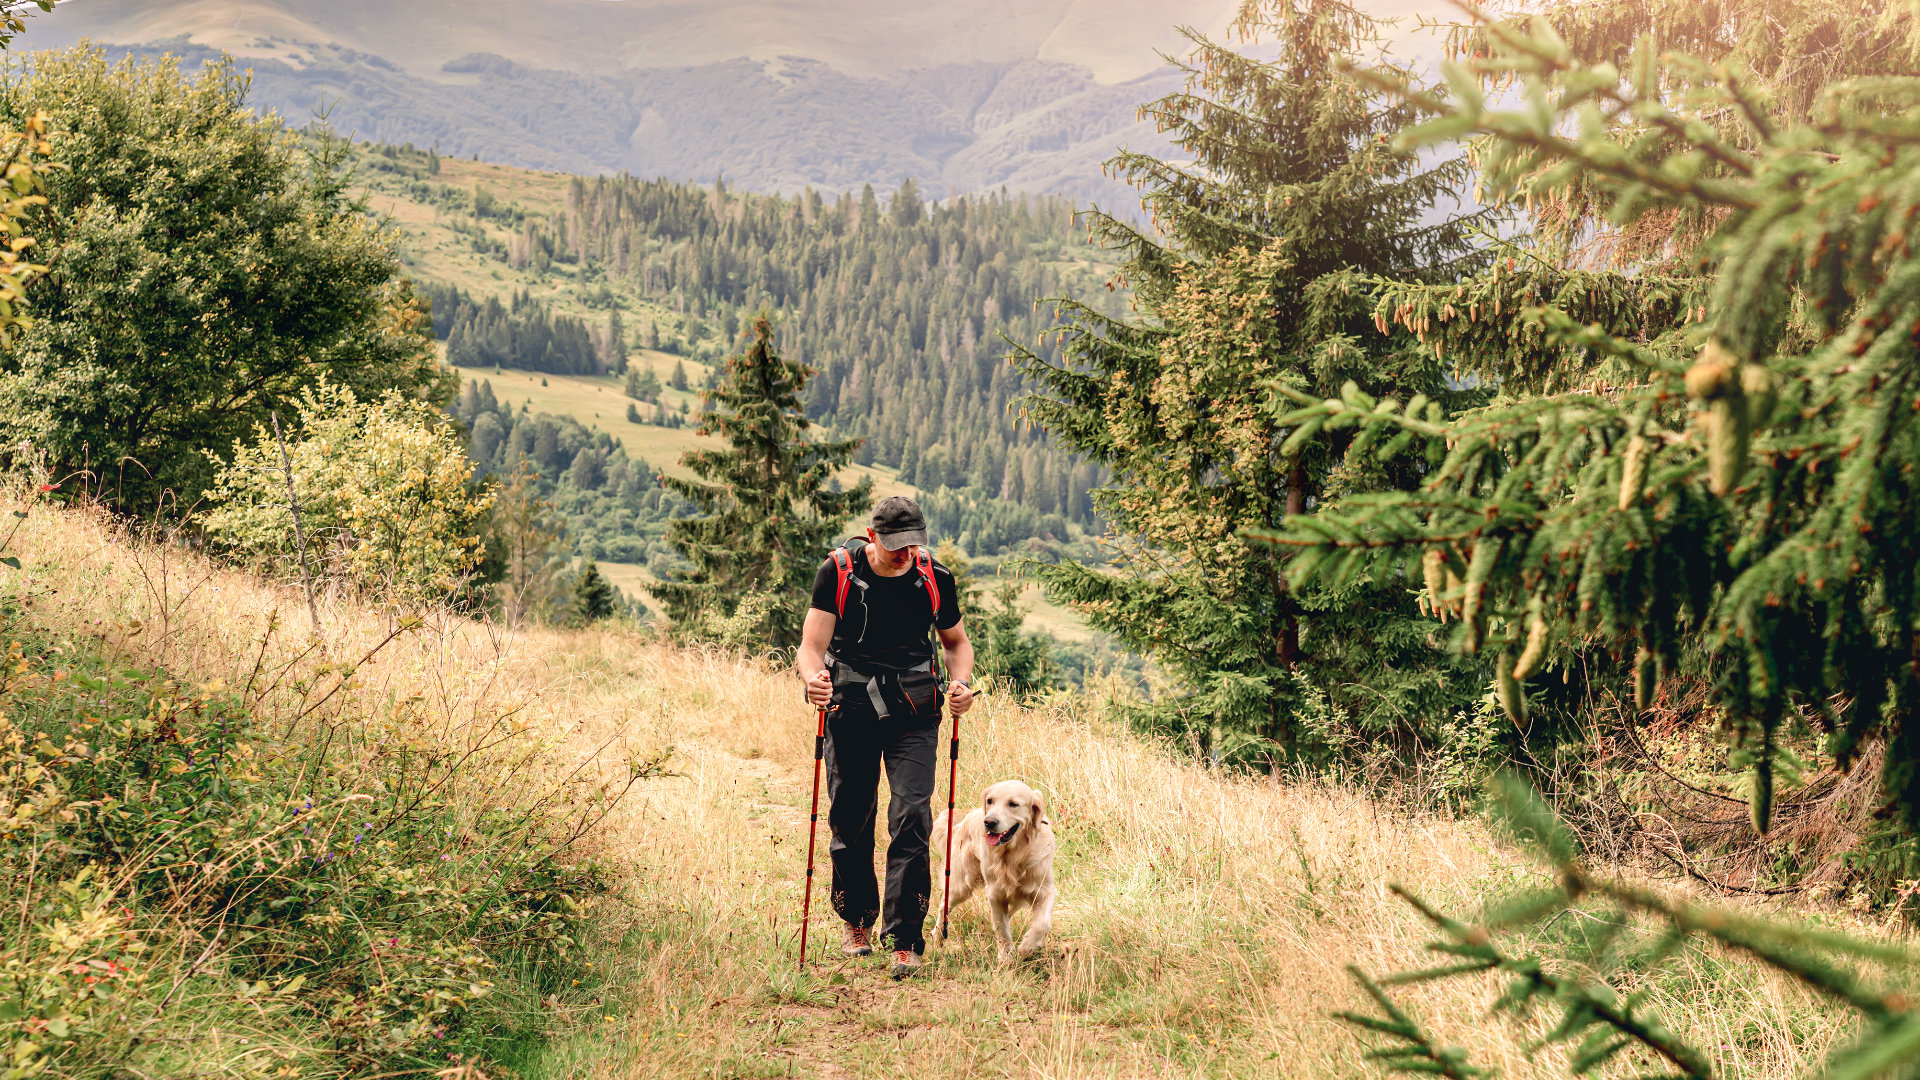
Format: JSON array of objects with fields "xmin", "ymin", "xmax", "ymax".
[{"xmin": 824, "ymin": 695, "xmax": 939, "ymax": 955}]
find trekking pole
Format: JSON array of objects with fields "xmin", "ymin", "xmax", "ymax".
[
  {"xmin": 938, "ymin": 691, "xmax": 959, "ymax": 940},
  {"xmin": 798, "ymin": 704, "xmax": 827, "ymax": 972}
]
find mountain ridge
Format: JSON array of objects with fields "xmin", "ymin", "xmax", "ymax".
[
  {"xmin": 21, "ymin": 0, "xmax": 1450, "ymax": 204},
  {"xmin": 29, "ymin": 0, "xmax": 1241, "ymax": 82},
  {"xmin": 27, "ymin": 35, "xmax": 1180, "ymax": 206}
]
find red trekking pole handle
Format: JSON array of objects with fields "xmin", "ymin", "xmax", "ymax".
[
  {"xmin": 939, "ymin": 695, "xmax": 959, "ymax": 940},
  {"xmin": 798, "ymin": 705, "xmax": 827, "ymax": 971}
]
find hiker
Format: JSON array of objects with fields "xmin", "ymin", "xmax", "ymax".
[{"xmin": 795, "ymin": 495, "xmax": 975, "ymax": 979}]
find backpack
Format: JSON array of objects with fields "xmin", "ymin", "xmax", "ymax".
[{"xmin": 829, "ymin": 537, "xmax": 941, "ymax": 622}]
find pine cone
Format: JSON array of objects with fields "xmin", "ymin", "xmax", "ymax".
[
  {"xmin": 1497, "ymin": 651, "xmax": 1527, "ymax": 725},
  {"xmin": 1617, "ymin": 432, "xmax": 1649, "ymax": 510},
  {"xmin": 1422, "ymin": 548, "xmax": 1448, "ymax": 621},
  {"xmin": 1512, "ymin": 600, "xmax": 1548, "ymax": 679}
]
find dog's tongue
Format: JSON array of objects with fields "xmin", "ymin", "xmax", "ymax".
[{"xmin": 990, "ymin": 830, "xmax": 1012, "ymax": 847}]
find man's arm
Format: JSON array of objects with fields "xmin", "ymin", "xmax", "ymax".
[
  {"xmin": 797, "ymin": 608, "xmax": 836, "ymax": 707},
  {"xmin": 937, "ymin": 620, "xmax": 976, "ymax": 716}
]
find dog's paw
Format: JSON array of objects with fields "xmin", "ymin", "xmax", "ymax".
[{"xmin": 995, "ymin": 948, "xmax": 1015, "ymax": 965}]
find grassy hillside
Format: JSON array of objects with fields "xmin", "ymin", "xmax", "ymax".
[
  {"xmin": 471, "ymin": 362, "xmax": 913, "ymax": 493},
  {"xmin": 5, "ymin": 494, "xmax": 1899, "ymax": 1079}
]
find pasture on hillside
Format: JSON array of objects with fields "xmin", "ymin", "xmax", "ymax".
[
  {"xmin": 1, "ymin": 496, "xmax": 1900, "ymax": 1079},
  {"xmin": 467, "ymin": 361, "xmax": 911, "ymax": 496}
]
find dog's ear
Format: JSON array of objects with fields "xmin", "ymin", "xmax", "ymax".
[{"xmin": 1029, "ymin": 789, "xmax": 1045, "ymax": 827}]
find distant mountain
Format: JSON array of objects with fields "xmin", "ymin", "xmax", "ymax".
[{"xmin": 23, "ymin": 0, "xmax": 1247, "ymax": 206}]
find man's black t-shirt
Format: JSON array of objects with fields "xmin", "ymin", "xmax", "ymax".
[{"xmin": 810, "ymin": 546, "xmax": 961, "ymax": 673}]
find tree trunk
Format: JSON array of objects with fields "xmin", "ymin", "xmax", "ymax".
[
  {"xmin": 1278, "ymin": 462, "xmax": 1305, "ymax": 666},
  {"xmin": 1266, "ymin": 463, "xmax": 1309, "ymax": 763}
]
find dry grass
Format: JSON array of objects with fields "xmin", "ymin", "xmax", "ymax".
[{"xmin": 7, "ymin": 496, "xmax": 1900, "ymax": 1079}]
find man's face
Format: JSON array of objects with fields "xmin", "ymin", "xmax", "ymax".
[{"xmin": 866, "ymin": 529, "xmax": 916, "ymax": 572}]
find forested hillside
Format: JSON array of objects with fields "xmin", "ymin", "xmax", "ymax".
[{"xmin": 354, "ymin": 146, "xmax": 1121, "ymax": 539}]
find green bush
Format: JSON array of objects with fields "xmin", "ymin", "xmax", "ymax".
[
  {"xmin": 203, "ymin": 381, "xmax": 495, "ymax": 607},
  {"xmin": 0, "ymin": 47, "xmax": 449, "ymax": 509},
  {"xmin": 0, "ymin": 609, "xmax": 621, "ymax": 1076}
]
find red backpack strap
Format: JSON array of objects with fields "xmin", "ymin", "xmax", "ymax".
[
  {"xmin": 914, "ymin": 549, "xmax": 941, "ymax": 620},
  {"xmin": 832, "ymin": 548, "xmax": 854, "ymax": 618}
]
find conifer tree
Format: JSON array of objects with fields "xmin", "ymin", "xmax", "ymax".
[
  {"xmin": 605, "ymin": 309, "xmax": 627, "ymax": 372},
  {"xmin": 1265, "ymin": 4, "xmax": 1920, "ymax": 837},
  {"xmin": 892, "ymin": 177, "xmax": 924, "ymax": 227},
  {"xmin": 1014, "ymin": 0, "xmax": 1492, "ymax": 757},
  {"xmin": 1463, "ymin": 0, "xmax": 1920, "ymax": 268},
  {"xmin": 657, "ymin": 315, "xmax": 871, "ymax": 645},
  {"xmin": 571, "ymin": 559, "xmax": 617, "ymax": 623},
  {"xmin": 1343, "ymin": 774, "xmax": 1920, "ymax": 1078}
]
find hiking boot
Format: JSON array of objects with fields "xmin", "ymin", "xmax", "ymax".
[
  {"xmin": 840, "ymin": 924, "xmax": 874, "ymax": 957},
  {"xmin": 889, "ymin": 950, "xmax": 923, "ymax": 980}
]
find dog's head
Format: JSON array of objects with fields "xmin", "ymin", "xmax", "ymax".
[{"xmin": 980, "ymin": 779, "xmax": 1044, "ymax": 849}]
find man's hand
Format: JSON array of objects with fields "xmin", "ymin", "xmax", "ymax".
[
  {"xmin": 805, "ymin": 667, "xmax": 833, "ymax": 708},
  {"xmin": 948, "ymin": 680, "xmax": 975, "ymax": 716}
]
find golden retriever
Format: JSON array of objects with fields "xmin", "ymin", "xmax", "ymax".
[{"xmin": 931, "ymin": 779, "xmax": 1056, "ymax": 962}]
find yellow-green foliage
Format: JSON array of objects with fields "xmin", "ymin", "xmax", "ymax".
[
  {"xmin": 203, "ymin": 382, "xmax": 494, "ymax": 606},
  {"xmin": 0, "ymin": 110, "xmax": 49, "ymax": 349}
]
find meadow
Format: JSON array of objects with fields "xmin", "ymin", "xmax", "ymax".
[
  {"xmin": 471, "ymin": 361, "xmax": 910, "ymax": 496},
  {"xmin": 3, "ymin": 494, "xmax": 1898, "ymax": 1079}
]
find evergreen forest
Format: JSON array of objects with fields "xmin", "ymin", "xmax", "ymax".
[{"xmin": 360, "ymin": 155, "xmax": 1122, "ymax": 532}]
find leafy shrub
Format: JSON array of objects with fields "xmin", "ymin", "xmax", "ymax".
[
  {"xmin": 203, "ymin": 381, "xmax": 495, "ymax": 607},
  {"xmin": 0, "ymin": 47, "xmax": 449, "ymax": 509}
]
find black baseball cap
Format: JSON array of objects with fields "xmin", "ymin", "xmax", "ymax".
[{"xmin": 870, "ymin": 495, "xmax": 929, "ymax": 550}]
